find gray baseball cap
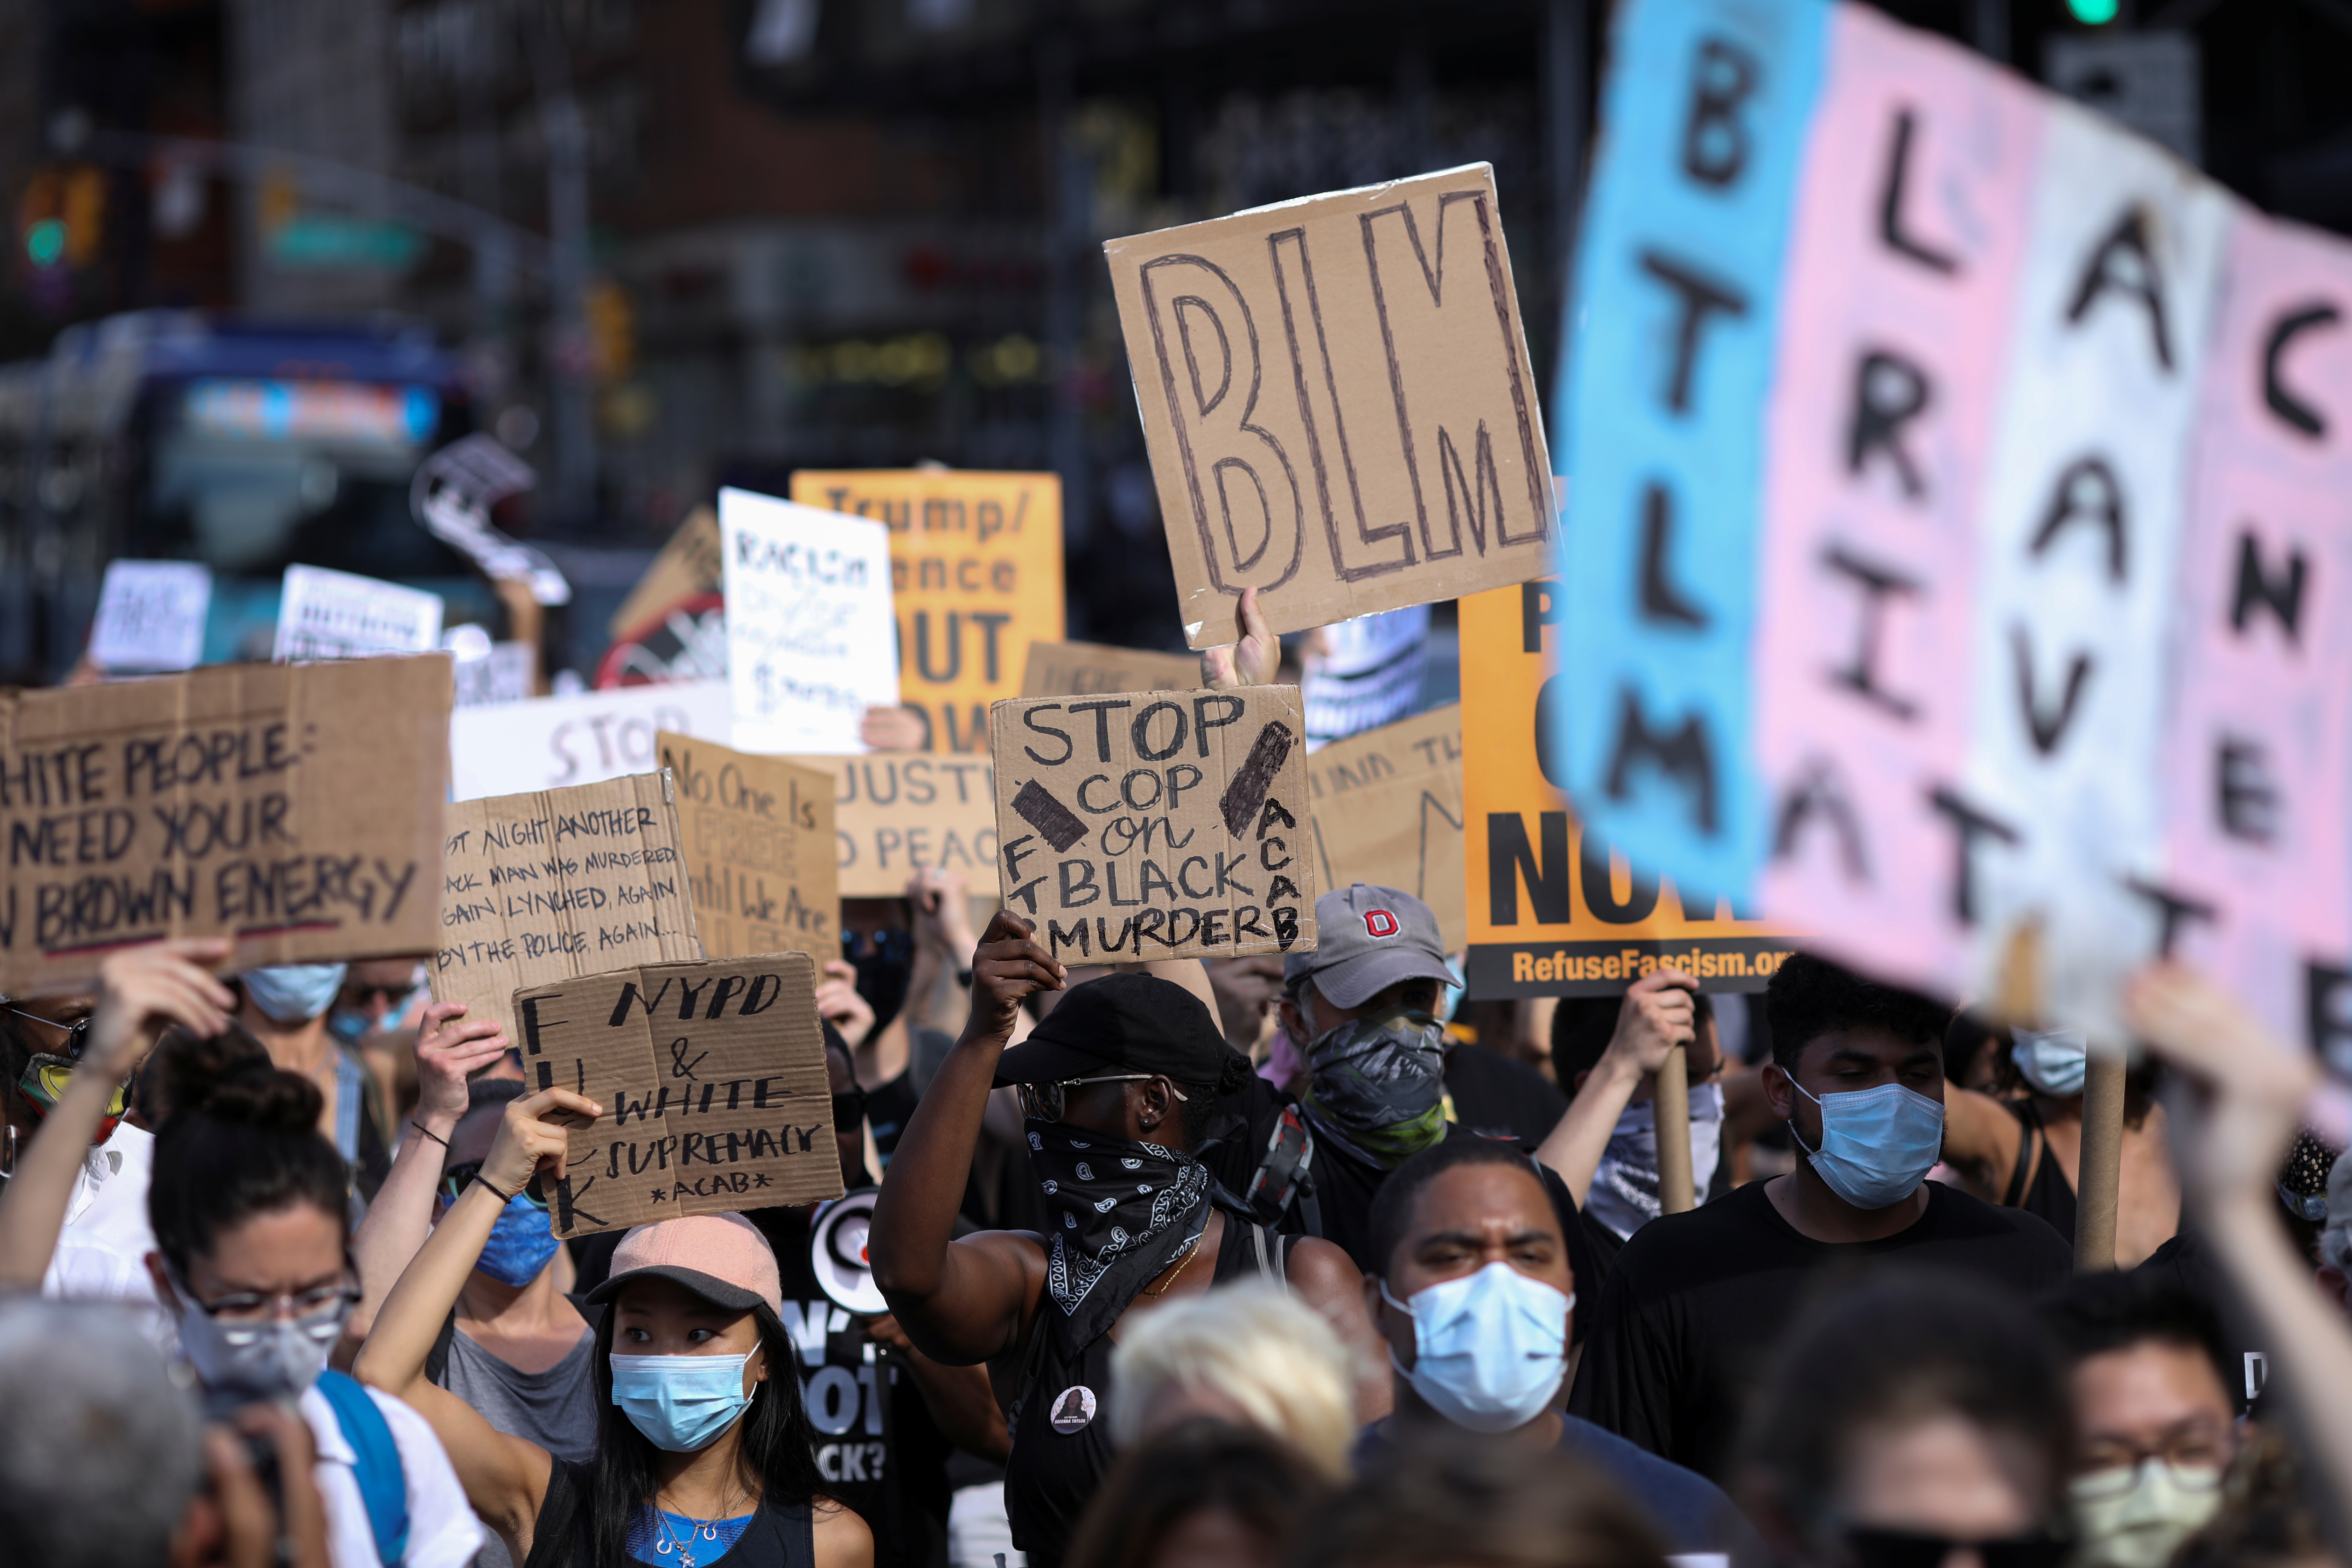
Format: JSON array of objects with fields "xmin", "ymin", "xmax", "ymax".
[{"xmin": 1283, "ymin": 883, "xmax": 1456, "ymax": 1009}]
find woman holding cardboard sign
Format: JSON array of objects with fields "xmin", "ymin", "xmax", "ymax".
[
  {"xmin": 867, "ymin": 909, "xmax": 1388, "ymax": 1566},
  {"xmin": 354, "ymin": 1086, "xmax": 873, "ymax": 1568}
]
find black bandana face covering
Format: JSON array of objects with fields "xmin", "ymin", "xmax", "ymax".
[{"xmin": 1025, "ymin": 1120, "xmax": 1211, "ymax": 1349}]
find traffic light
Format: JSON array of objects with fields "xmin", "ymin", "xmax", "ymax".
[
  {"xmin": 2065, "ymin": 0, "xmax": 2120, "ymax": 23},
  {"xmin": 18, "ymin": 164, "xmax": 105, "ymax": 268}
]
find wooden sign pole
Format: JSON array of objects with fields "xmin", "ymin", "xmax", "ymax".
[
  {"xmin": 1653, "ymin": 1043, "xmax": 1695, "ymax": 1215},
  {"xmin": 2074, "ymin": 1052, "xmax": 2127, "ymax": 1272}
]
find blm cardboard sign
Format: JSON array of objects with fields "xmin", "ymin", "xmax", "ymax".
[
  {"xmin": 0, "ymin": 658, "xmax": 449, "ymax": 995},
  {"xmin": 657, "ymin": 732, "xmax": 836, "ymax": 961},
  {"xmin": 1305, "ymin": 704, "xmax": 1468, "ymax": 951},
  {"xmin": 990, "ymin": 686, "xmax": 1319, "ymax": 961},
  {"xmin": 1104, "ymin": 163, "xmax": 1555, "ymax": 650},
  {"xmin": 516, "ymin": 953, "xmax": 840, "ymax": 1236},
  {"xmin": 1020, "ymin": 640, "xmax": 1203, "ymax": 699},
  {"xmin": 433, "ymin": 774, "xmax": 703, "ymax": 1048}
]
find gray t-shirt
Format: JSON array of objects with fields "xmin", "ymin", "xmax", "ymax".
[{"xmin": 437, "ymin": 1324, "xmax": 599, "ymax": 1568}]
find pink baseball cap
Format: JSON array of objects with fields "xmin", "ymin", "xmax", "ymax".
[{"xmin": 583, "ymin": 1213, "xmax": 783, "ymax": 1317}]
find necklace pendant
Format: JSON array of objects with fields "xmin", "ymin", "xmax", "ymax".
[
  {"xmin": 656, "ymin": 1540, "xmax": 674, "ymax": 1557},
  {"xmin": 699, "ymin": 1522, "xmax": 720, "ymax": 1541}
]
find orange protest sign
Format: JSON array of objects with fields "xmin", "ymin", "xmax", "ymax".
[
  {"xmin": 1461, "ymin": 580, "xmax": 1797, "ymax": 996},
  {"xmin": 790, "ymin": 471, "xmax": 1065, "ymax": 754}
]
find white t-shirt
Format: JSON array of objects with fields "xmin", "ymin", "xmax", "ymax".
[
  {"xmin": 42, "ymin": 1124, "xmax": 164, "ymax": 1316},
  {"xmin": 300, "ymin": 1381, "xmax": 486, "ymax": 1568}
]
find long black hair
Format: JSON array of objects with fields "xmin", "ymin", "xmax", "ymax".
[
  {"xmin": 554, "ymin": 1288, "xmax": 827, "ymax": 1566},
  {"xmin": 147, "ymin": 1026, "xmax": 350, "ymax": 1275}
]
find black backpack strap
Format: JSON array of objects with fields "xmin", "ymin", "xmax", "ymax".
[
  {"xmin": 1243, "ymin": 1104, "xmax": 1317, "ymax": 1226},
  {"xmin": 2001, "ymin": 1100, "xmax": 2040, "ymax": 1209}
]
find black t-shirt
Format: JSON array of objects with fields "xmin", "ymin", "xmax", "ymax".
[
  {"xmin": 1444, "ymin": 1043, "xmax": 1569, "ymax": 1146},
  {"xmin": 1568, "ymin": 1179, "xmax": 2072, "ymax": 1483}
]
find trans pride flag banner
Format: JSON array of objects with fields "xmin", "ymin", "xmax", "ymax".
[{"xmin": 1554, "ymin": 0, "xmax": 2352, "ymax": 1057}]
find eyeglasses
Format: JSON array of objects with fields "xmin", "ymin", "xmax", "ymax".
[
  {"xmin": 1841, "ymin": 1528, "xmax": 2070, "ymax": 1568},
  {"xmin": 7, "ymin": 1008, "xmax": 90, "ymax": 1060},
  {"xmin": 439, "ymin": 1160, "xmax": 548, "ymax": 1210},
  {"xmin": 178, "ymin": 1269, "xmax": 362, "ymax": 1333},
  {"xmin": 1017, "ymin": 1074, "xmax": 1187, "ymax": 1124},
  {"xmin": 8, "ymin": 1009, "xmax": 126, "ymax": 1140},
  {"xmin": 831, "ymin": 1086, "xmax": 868, "ymax": 1129},
  {"xmin": 2069, "ymin": 1453, "xmax": 2226, "ymax": 1499}
]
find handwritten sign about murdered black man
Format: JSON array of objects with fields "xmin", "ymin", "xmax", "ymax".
[
  {"xmin": 792, "ymin": 471, "xmax": 1065, "ymax": 754},
  {"xmin": 1303, "ymin": 703, "xmax": 1468, "ymax": 952},
  {"xmin": 1554, "ymin": 0, "xmax": 2352, "ymax": 1057},
  {"xmin": 1020, "ymin": 640, "xmax": 1204, "ymax": 699},
  {"xmin": 0, "ymin": 658, "xmax": 448, "ymax": 995},
  {"xmin": 656, "ymin": 732, "xmax": 836, "ymax": 962},
  {"xmin": 514, "ymin": 953, "xmax": 840, "ymax": 1237},
  {"xmin": 1104, "ymin": 164, "xmax": 1555, "ymax": 650},
  {"xmin": 432, "ymin": 774, "xmax": 702, "ymax": 1049},
  {"xmin": 990, "ymin": 686, "xmax": 1319, "ymax": 962}
]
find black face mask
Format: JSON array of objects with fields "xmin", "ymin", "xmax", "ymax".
[
  {"xmin": 845, "ymin": 928, "xmax": 914, "ymax": 1036},
  {"xmin": 1024, "ymin": 1119, "xmax": 1211, "ymax": 1350}
]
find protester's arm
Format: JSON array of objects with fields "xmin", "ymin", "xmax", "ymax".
[
  {"xmin": 1200, "ymin": 586, "xmax": 1281, "ymax": 689},
  {"xmin": 1934, "ymin": 1086, "xmax": 2026, "ymax": 1201},
  {"xmin": 869, "ymin": 911, "xmax": 1066, "ymax": 1365},
  {"xmin": 817, "ymin": 959, "xmax": 875, "ymax": 1052},
  {"xmin": 0, "ymin": 938, "xmax": 232, "ymax": 1290},
  {"xmin": 1287, "ymin": 1236, "xmax": 1395, "ymax": 1421},
  {"xmin": 859, "ymin": 706, "xmax": 927, "ymax": 751},
  {"xmin": 863, "ymin": 1314, "xmax": 1012, "ymax": 1461},
  {"xmin": 905, "ymin": 866, "xmax": 978, "ymax": 1037},
  {"xmin": 1534, "ymin": 969, "xmax": 1696, "ymax": 1206},
  {"xmin": 346, "ymin": 1001, "xmax": 509, "ymax": 1344},
  {"xmin": 352, "ymin": 1086, "xmax": 594, "ymax": 1547},
  {"xmin": 2123, "ymin": 964, "xmax": 2352, "ymax": 1509}
]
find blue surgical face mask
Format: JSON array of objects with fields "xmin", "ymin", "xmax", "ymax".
[
  {"xmin": 240, "ymin": 964, "xmax": 349, "ymax": 1026},
  {"xmin": 1788, "ymin": 1078, "xmax": 1945, "ymax": 1210},
  {"xmin": 2010, "ymin": 1027, "xmax": 2088, "ymax": 1098},
  {"xmin": 1381, "ymin": 1261, "xmax": 1572, "ymax": 1433},
  {"xmin": 472, "ymin": 1195, "xmax": 561, "ymax": 1288},
  {"xmin": 609, "ymin": 1351, "xmax": 756, "ymax": 1452}
]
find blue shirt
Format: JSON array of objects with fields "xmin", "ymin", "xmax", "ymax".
[
  {"xmin": 627, "ymin": 1507, "xmax": 755, "ymax": 1564},
  {"xmin": 1356, "ymin": 1414, "xmax": 1764, "ymax": 1563}
]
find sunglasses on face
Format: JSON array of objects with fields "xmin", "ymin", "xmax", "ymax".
[
  {"xmin": 1842, "ymin": 1529, "xmax": 2070, "ymax": 1568},
  {"xmin": 1017, "ymin": 1073, "xmax": 1187, "ymax": 1124},
  {"xmin": 843, "ymin": 928, "xmax": 914, "ymax": 964},
  {"xmin": 8, "ymin": 1010, "xmax": 126, "ymax": 1140},
  {"xmin": 439, "ymin": 1160, "xmax": 549, "ymax": 1210}
]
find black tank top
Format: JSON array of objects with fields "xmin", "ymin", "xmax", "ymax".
[
  {"xmin": 521, "ymin": 1459, "xmax": 817, "ymax": 1568},
  {"xmin": 1002, "ymin": 1213, "xmax": 1292, "ymax": 1567},
  {"xmin": 2001, "ymin": 1099, "xmax": 2078, "ymax": 1240}
]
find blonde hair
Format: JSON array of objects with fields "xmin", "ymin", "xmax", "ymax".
[{"xmin": 1109, "ymin": 1282, "xmax": 1358, "ymax": 1480}]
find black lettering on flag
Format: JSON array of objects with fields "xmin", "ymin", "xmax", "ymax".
[
  {"xmin": 1847, "ymin": 350, "xmax": 1932, "ymax": 499},
  {"xmin": 1681, "ymin": 36, "xmax": 1758, "ymax": 189},
  {"xmin": 2011, "ymin": 627, "xmax": 2094, "ymax": 756},
  {"xmin": 2065, "ymin": 206, "xmax": 2172, "ymax": 372},
  {"xmin": 1774, "ymin": 761, "xmax": 1871, "ymax": 882},
  {"xmin": 1639, "ymin": 484, "xmax": 1708, "ymax": 628},
  {"xmin": 2229, "ymin": 532, "xmax": 2307, "ymax": 646},
  {"xmin": 2262, "ymin": 302, "xmax": 2339, "ymax": 439},
  {"xmin": 1877, "ymin": 109, "xmax": 1960, "ymax": 275},
  {"xmin": 1638, "ymin": 251, "xmax": 1748, "ymax": 415},
  {"xmin": 1602, "ymin": 689, "xmax": 1718, "ymax": 836},
  {"xmin": 1927, "ymin": 787, "xmax": 2019, "ymax": 925},
  {"xmin": 1822, "ymin": 547, "xmax": 1922, "ymax": 722}
]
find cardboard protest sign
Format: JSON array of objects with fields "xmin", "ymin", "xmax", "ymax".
[
  {"xmin": 449, "ymin": 681, "xmax": 731, "ymax": 801},
  {"xmin": 273, "ymin": 565, "xmax": 443, "ymax": 662},
  {"xmin": 432, "ymin": 774, "xmax": 702, "ymax": 1049},
  {"xmin": 0, "ymin": 658, "xmax": 448, "ymax": 994},
  {"xmin": 1464, "ymin": 583, "xmax": 1796, "ymax": 998},
  {"xmin": 990, "ymin": 686, "xmax": 1318, "ymax": 961},
  {"xmin": 513, "ymin": 953, "xmax": 839, "ymax": 1236},
  {"xmin": 1304, "ymin": 703, "xmax": 1467, "ymax": 950},
  {"xmin": 656, "ymin": 733, "xmax": 836, "ymax": 961},
  {"xmin": 609, "ymin": 506, "xmax": 723, "ymax": 640},
  {"xmin": 791, "ymin": 471, "xmax": 1065, "ymax": 753},
  {"xmin": 720, "ymin": 487, "xmax": 898, "ymax": 755},
  {"xmin": 1553, "ymin": 0, "xmax": 2352, "ymax": 1054},
  {"xmin": 1104, "ymin": 163, "xmax": 1555, "ymax": 649},
  {"xmin": 794, "ymin": 752, "xmax": 999, "ymax": 898},
  {"xmin": 89, "ymin": 561, "xmax": 211, "ymax": 674},
  {"xmin": 1020, "ymin": 640, "xmax": 1203, "ymax": 699}
]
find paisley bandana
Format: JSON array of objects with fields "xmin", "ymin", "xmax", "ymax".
[
  {"xmin": 1299, "ymin": 1007, "xmax": 1450, "ymax": 1170},
  {"xmin": 1025, "ymin": 1120, "xmax": 1211, "ymax": 1350}
]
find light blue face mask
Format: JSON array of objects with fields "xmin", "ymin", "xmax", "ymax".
[
  {"xmin": 1381, "ymin": 1261, "xmax": 1572, "ymax": 1433},
  {"xmin": 609, "ymin": 1352, "xmax": 756, "ymax": 1452},
  {"xmin": 2011, "ymin": 1027, "xmax": 2088, "ymax": 1098},
  {"xmin": 239, "ymin": 964, "xmax": 349, "ymax": 1026},
  {"xmin": 1788, "ymin": 1078, "xmax": 1946, "ymax": 1210},
  {"xmin": 473, "ymin": 1195, "xmax": 562, "ymax": 1288}
]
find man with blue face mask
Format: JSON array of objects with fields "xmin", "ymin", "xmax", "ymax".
[
  {"xmin": 1353, "ymin": 1137, "xmax": 1761, "ymax": 1563},
  {"xmin": 1570, "ymin": 953, "xmax": 2073, "ymax": 1484}
]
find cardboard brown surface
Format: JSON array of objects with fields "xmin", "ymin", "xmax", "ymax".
[
  {"xmin": 1103, "ymin": 164, "xmax": 1555, "ymax": 649},
  {"xmin": 1019, "ymin": 640, "xmax": 1204, "ymax": 699},
  {"xmin": 515, "ymin": 952, "xmax": 840, "ymax": 1236},
  {"xmin": 793, "ymin": 752, "xmax": 999, "ymax": 899},
  {"xmin": 656, "ymin": 733, "xmax": 836, "ymax": 962},
  {"xmin": 991, "ymin": 685, "xmax": 1318, "ymax": 961},
  {"xmin": 1305, "ymin": 704, "xmax": 1466, "ymax": 949},
  {"xmin": 0, "ymin": 658, "xmax": 450, "ymax": 995},
  {"xmin": 432, "ymin": 774, "xmax": 703, "ymax": 1049},
  {"xmin": 608, "ymin": 506, "xmax": 722, "ymax": 638},
  {"xmin": 791, "ymin": 471, "xmax": 1065, "ymax": 754}
]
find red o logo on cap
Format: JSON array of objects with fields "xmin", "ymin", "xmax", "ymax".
[{"xmin": 1364, "ymin": 909, "xmax": 1400, "ymax": 938}]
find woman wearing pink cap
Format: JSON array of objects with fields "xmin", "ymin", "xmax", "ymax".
[{"xmin": 355, "ymin": 1085, "xmax": 873, "ymax": 1568}]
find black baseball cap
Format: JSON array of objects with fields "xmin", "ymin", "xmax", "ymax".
[{"xmin": 993, "ymin": 973, "xmax": 1242, "ymax": 1088}]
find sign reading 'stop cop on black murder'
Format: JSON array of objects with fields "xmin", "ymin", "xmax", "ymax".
[{"xmin": 990, "ymin": 684, "xmax": 1318, "ymax": 961}]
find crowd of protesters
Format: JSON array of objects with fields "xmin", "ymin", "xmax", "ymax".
[{"xmin": 1, "ymin": 590, "xmax": 2350, "ymax": 1568}]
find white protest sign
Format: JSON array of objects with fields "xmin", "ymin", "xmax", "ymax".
[
  {"xmin": 274, "ymin": 564, "xmax": 444, "ymax": 662},
  {"xmin": 450, "ymin": 642, "xmax": 536, "ymax": 708},
  {"xmin": 719, "ymin": 487, "xmax": 898, "ymax": 755},
  {"xmin": 88, "ymin": 561, "xmax": 211, "ymax": 673},
  {"xmin": 450, "ymin": 680, "xmax": 732, "ymax": 800}
]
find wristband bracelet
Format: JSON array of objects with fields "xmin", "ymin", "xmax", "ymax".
[
  {"xmin": 409, "ymin": 1121, "xmax": 448, "ymax": 1149},
  {"xmin": 957, "ymin": 967, "xmax": 975, "ymax": 989},
  {"xmin": 471, "ymin": 1171, "xmax": 518, "ymax": 1203}
]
